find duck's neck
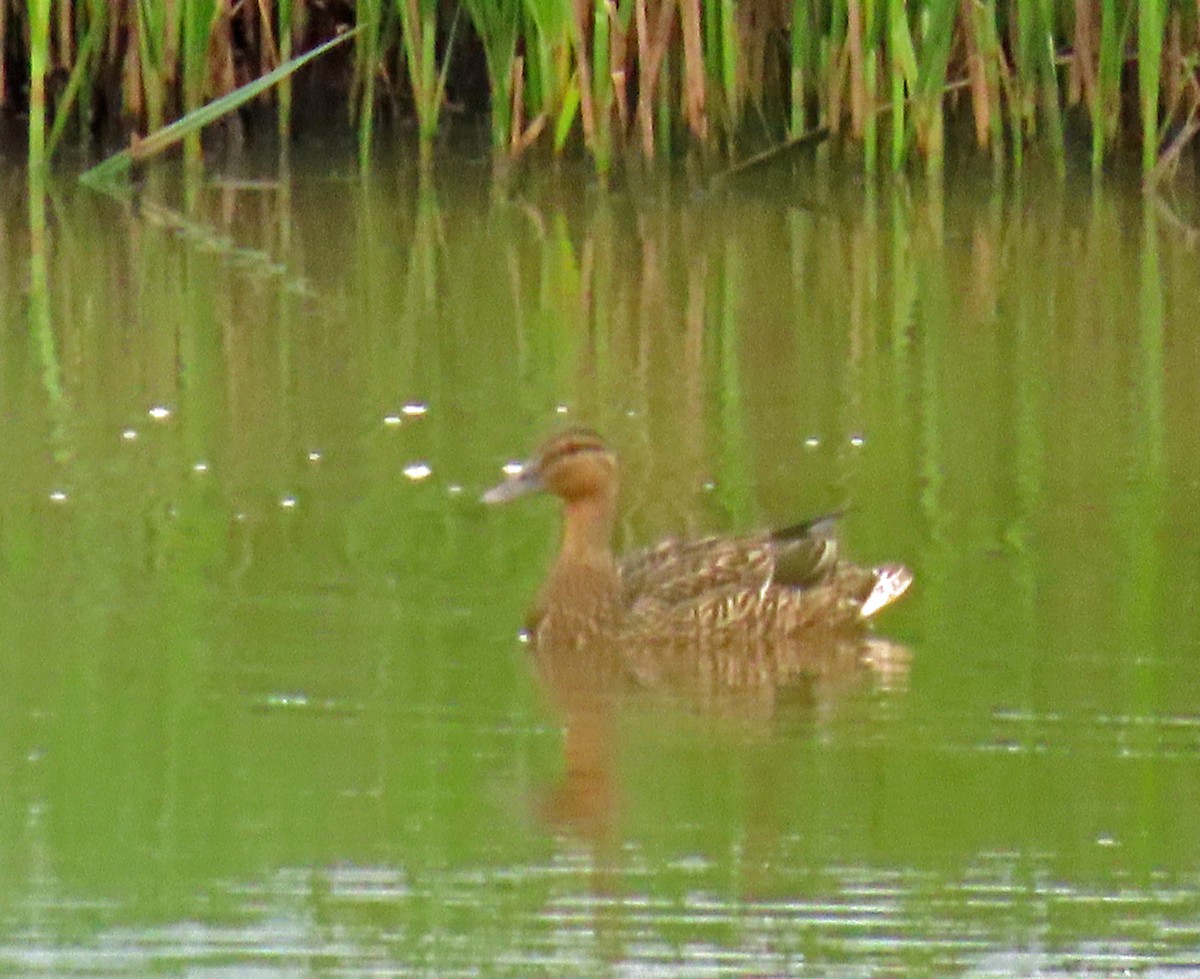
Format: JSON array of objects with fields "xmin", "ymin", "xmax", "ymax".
[
  {"xmin": 557, "ymin": 491, "xmax": 617, "ymax": 567},
  {"xmin": 536, "ymin": 489, "xmax": 621, "ymax": 639}
]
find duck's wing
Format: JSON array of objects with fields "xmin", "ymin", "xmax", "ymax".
[
  {"xmin": 619, "ymin": 513, "xmax": 854, "ymax": 611},
  {"xmin": 619, "ymin": 512, "xmax": 845, "ymax": 608},
  {"xmin": 618, "ymin": 568, "xmax": 908, "ymax": 698},
  {"xmin": 766, "ymin": 512, "xmax": 842, "ymax": 588},
  {"xmin": 625, "ymin": 557, "xmax": 910, "ymax": 641},
  {"xmin": 619, "ymin": 533, "xmax": 775, "ymax": 609}
]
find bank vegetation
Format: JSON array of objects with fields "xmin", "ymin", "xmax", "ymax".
[{"xmin": 7, "ymin": 0, "xmax": 1198, "ymax": 184}]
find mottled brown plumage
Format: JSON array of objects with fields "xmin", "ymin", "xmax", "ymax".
[{"xmin": 482, "ymin": 428, "xmax": 913, "ymax": 696}]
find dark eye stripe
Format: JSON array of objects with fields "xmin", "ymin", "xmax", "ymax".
[{"xmin": 540, "ymin": 430, "xmax": 608, "ymax": 469}]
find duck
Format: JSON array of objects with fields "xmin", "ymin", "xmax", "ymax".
[{"xmin": 482, "ymin": 428, "xmax": 913, "ymax": 696}]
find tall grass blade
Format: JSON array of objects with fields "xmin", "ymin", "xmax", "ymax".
[
  {"xmin": 592, "ymin": 0, "xmax": 613, "ymax": 175},
  {"xmin": 554, "ymin": 72, "xmax": 582, "ymax": 151},
  {"xmin": 136, "ymin": 0, "xmax": 168, "ymax": 132},
  {"xmin": 394, "ymin": 0, "xmax": 462, "ymax": 163},
  {"xmin": 81, "ymin": 28, "xmax": 362, "ymax": 190},
  {"xmin": 182, "ymin": 0, "xmax": 220, "ymax": 170},
  {"xmin": 463, "ymin": 0, "xmax": 520, "ymax": 150},
  {"xmin": 656, "ymin": 46, "xmax": 672, "ymax": 158},
  {"xmin": 279, "ymin": 0, "xmax": 294, "ymax": 139},
  {"xmin": 913, "ymin": 0, "xmax": 956, "ymax": 170},
  {"xmin": 567, "ymin": 0, "xmax": 597, "ymax": 151},
  {"xmin": 521, "ymin": 0, "xmax": 571, "ymax": 133},
  {"xmin": 0, "ymin": 0, "xmax": 7, "ymax": 108},
  {"xmin": 862, "ymin": 0, "xmax": 879, "ymax": 173},
  {"xmin": 791, "ymin": 0, "xmax": 810, "ymax": 137},
  {"xmin": 27, "ymin": 0, "xmax": 51, "ymax": 171},
  {"xmin": 356, "ymin": 0, "xmax": 381, "ymax": 169},
  {"xmin": 719, "ymin": 0, "xmax": 738, "ymax": 136},
  {"xmin": 888, "ymin": 0, "xmax": 917, "ymax": 169},
  {"xmin": 1138, "ymin": 0, "xmax": 1164, "ymax": 177},
  {"xmin": 47, "ymin": 9, "xmax": 105, "ymax": 159},
  {"xmin": 971, "ymin": 0, "xmax": 1003, "ymax": 163},
  {"xmin": 1037, "ymin": 0, "xmax": 1065, "ymax": 176}
]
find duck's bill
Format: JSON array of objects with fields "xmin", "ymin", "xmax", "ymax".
[
  {"xmin": 480, "ymin": 466, "xmax": 543, "ymax": 504},
  {"xmin": 860, "ymin": 564, "xmax": 914, "ymax": 618}
]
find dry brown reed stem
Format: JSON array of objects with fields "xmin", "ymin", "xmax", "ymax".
[
  {"xmin": 634, "ymin": 0, "xmax": 653, "ymax": 157},
  {"xmin": 635, "ymin": 0, "xmax": 675, "ymax": 158},
  {"xmin": 57, "ymin": 0, "xmax": 71, "ymax": 68},
  {"xmin": 254, "ymin": 0, "xmax": 281, "ymax": 77},
  {"xmin": 1071, "ymin": 0, "xmax": 1097, "ymax": 112},
  {"xmin": 828, "ymin": 40, "xmax": 850, "ymax": 135},
  {"xmin": 572, "ymin": 0, "xmax": 597, "ymax": 150},
  {"xmin": 510, "ymin": 55, "xmax": 525, "ymax": 152},
  {"xmin": 612, "ymin": 13, "xmax": 630, "ymax": 137},
  {"xmin": 962, "ymin": 0, "xmax": 989, "ymax": 147},
  {"xmin": 1147, "ymin": 106, "xmax": 1200, "ymax": 189},
  {"xmin": 1164, "ymin": 11, "xmax": 1185, "ymax": 123},
  {"xmin": 0, "ymin": 0, "xmax": 7, "ymax": 108},
  {"xmin": 847, "ymin": 0, "xmax": 865, "ymax": 139},
  {"xmin": 123, "ymin": 13, "xmax": 143, "ymax": 122},
  {"xmin": 678, "ymin": 0, "xmax": 707, "ymax": 140},
  {"xmin": 509, "ymin": 55, "xmax": 548, "ymax": 157},
  {"xmin": 514, "ymin": 114, "xmax": 547, "ymax": 155},
  {"xmin": 211, "ymin": 9, "xmax": 237, "ymax": 102}
]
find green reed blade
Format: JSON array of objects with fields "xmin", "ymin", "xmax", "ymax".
[
  {"xmin": 356, "ymin": 0, "xmax": 382, "ymax": 169},
  {"xmin": 463, "ymin": 0, "xmax": 520, "ymax": 149},
  {"xmin": 1138, "ymin": 0, "xmax": 1164, "ymax": 176},
  {"xmin": 396, "ymin": 0, "xmax": 459, "ymax": 163},
  {"xmin": 518, "ymin": 8, "xmax": 540, "ymax": 115},
  {"xmin": 81, "ymin": 27, "xmax": 362, "ymax": 189},
  {"xmin": 592, "ymin": 0, "xmax": 612, "ymax": 174},
  {"xmin": 46, "ymin": 7, "xmax": 104, "ymax": 159},
  {"xmin": 136, "ymin": 0, "xmax": 167, "ymax": 131},
  {"xmin": 420, "ymin": 5, "xmax": 439, "ymax": 142},
  {"xmin": 719, "ymin": 0, "xmax": 738, "ymax": 133},
  {"xmin": 790, "ymin": 0, "xmax": 806, "ymax": 135},
  {"xmin": 656, "ymin": 46, "xmax": 672, "ymax": 157},
  {"xmin": 914, "ymin": 0, "xmax": 956, "ymax": 170},
  {"xmin": 279, "ymin": 0, "xmax": 294, "ymax": 139},
  {"xmin": 521, "ymin": 0, "xmax": 569, "ymax": 121},
  {"xmin": 1091, "ymin": 0, "xmax": 1120, "ymax": 173},
  {"xmin": 434, "ymin": 1, "xmax": 464, "ymax": 129},
  {"xmin": 888, "ymin": 0, "xmax": 916, "ymax": 169},
  {"xmin": 181, "ymin": 0, "xmax": 217, "ymax": 112},
  {"xmin": 1037, "ymin": 0, "xmax": 1065, "ymax": 178},
  {"xmin": 862, "ymin": 0, "xmax": 878, "ymax": 174},
  {"xmin": 1010, "ymin": 0, "xmax": 1038, "ymax": 163},
  {"xmin": 27, "ymin": 0, "xmax": 51, "ymax": 171},
  {"xmin": 181, "ymin": 0, "xmax": 218, "ymax": 170},
  {"xmin": 554, "ymin": 72, "xmax": 581, "ymax": 151},
  {"xmin": 705, "ymin": 0, "xmax": 721, "ymax": 87}
]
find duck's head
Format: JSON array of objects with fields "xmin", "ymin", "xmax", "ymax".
[{"xmin": 482, "ymin": 429, "xmax": 617, "ymax": 506}]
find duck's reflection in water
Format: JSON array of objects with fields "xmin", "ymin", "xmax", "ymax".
[{"xmin": 529, "ymin": 625, "xmax": 911, "ymax": 841}]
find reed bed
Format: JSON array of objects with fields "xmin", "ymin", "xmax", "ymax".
[{"xmin": 8, "ymin": 0, "xmax": 1198, "ymax": 181}]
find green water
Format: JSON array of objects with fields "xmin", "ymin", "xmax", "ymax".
[{"xmin": 2, "ymin": 158, "xmax": 1200, "ymax": 976}]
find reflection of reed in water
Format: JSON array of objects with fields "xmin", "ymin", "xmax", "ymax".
[{"xmin": 483, "ymin": 428, "xmax": 912, "ymax": 835}]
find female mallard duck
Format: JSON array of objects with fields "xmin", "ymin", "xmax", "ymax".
[{"xmin": 482, "ymin": 429, "xmax": 912, "ymax": 668}]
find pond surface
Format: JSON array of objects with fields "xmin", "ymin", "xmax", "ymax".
[{"xmin": 2, "ymin": 151, "xmax": 1200, "ymax": 976}]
